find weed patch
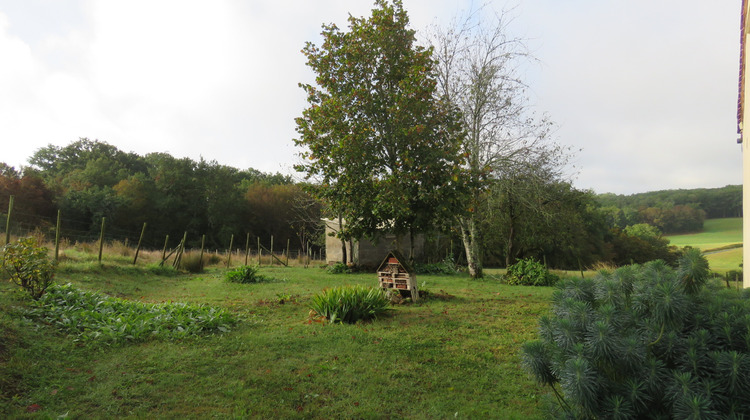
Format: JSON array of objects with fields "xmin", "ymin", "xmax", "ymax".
[{"xmin": 23, "ymin": 283, "xmax": 236, "ymax": 346}]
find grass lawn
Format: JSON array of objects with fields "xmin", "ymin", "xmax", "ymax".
[
  {"xmin": 666, "ymin": 218, "xmax": 742, "ymax": 275},
  {"xmin": 0, "ymin": 260, "xmax": 553, "ymax": 419},
  {"xmin": 666, "ymin": 217, "xmax": 742, "ymax": 250}
]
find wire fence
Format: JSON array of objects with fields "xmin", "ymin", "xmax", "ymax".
[{"xmin": 1, "ymin": 198, "xmax": 326, "ymax": 268}]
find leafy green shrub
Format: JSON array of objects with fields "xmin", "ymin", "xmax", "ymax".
[
  {"xmin": 505, "ymin": 258, "xmax": 559, "ymax": 286},
  {"xmin": 225, "ymin": 265, "xmax": 266, "ymax": 283},
  {"xmin": 24, "ymin": 283, "xmax": 235, "ymax": 345},
  {"xmin": 326, "ymin": 262, "xmax": 351, "ymax": 274},
  {"xmin": 1, "ymin": 237, "xmax": 55, "ymax": 299},
  {"xmin": 521, "ymin": 249, "xmax": 750, "ymax": 418},
  {"xmin": 309, "ymin": 285, "xmax": 390, "ymax": 324},
  {"xmin": 415, "ymin": 256, "xmax": 458, "ymax": 275}
]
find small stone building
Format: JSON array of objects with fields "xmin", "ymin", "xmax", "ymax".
[{"xmin": 323, "ymin": 218, "xmax": 424, "ymax": 268}]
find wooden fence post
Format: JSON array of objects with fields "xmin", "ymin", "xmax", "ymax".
[
  {"xmin": 54, "ymin": 210, "xmax": 61, "ymax": 261},
  {"xmin": 199, "ymin": 234, "xmax": 206, "ymax": 270},
  {"xmin": 173, "ymin": 232, "xmax": 187, "ymax": 269},
  {"xmin": 257, "ymin": 237, "xmax": 261, "ymax": 266},
  {"xmin": 244, "ymin": 233, "xmax": 250, "ymax": 266},
  {"xmin": 4, "ymin": 195, "xmax": 13, "ymax": 245},
  {"xmin": 227, "ymin": 234, "xmax": 234, "ymax": 267},
  {"xmin": 270, "ymin": 235, "xmax": 274, "ymax": 266},
  {"xmin": 161, "ymin": 235, "xmax": 170, "ymax": 261},
  {"xmin": 133, "ymin": 222, "xmax": 147, "ymax": 265},
  {"xmin": 98, "ymin": 217, "xmax": 106, "ymax": 265},
  {"xmin": 286, "ymin": 239, "xmax": 290, "ymax": 266}
]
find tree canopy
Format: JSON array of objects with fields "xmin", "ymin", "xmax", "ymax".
[{"xmin": 294, "ymin": 0, "xmax": 465, "ymax": 252}]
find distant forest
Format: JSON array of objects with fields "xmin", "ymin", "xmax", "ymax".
[
  {"xmin": 0, "ymin": 138, "xmax": 323, "ymax": 254},
  {"xmin": 596, "ymin": 185, "xmax": 741, "ymax": 234},
  {"xmin": 0, "ymin": 138, "xmax": 743, "ymax": 269}
]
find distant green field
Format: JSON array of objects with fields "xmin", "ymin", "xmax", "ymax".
[
  {"xmin": 666, "ymin": 218, "xmax": 742, "ymax": 274},
  {"xmin": 666, "ymin": 218, "xmax": 742, "ymax": 250}
]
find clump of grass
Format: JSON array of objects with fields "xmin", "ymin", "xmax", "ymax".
[
  {"xmin": 180, "ymin": 252, "xmax": 205, "ymax": 273},
  {"xmin": 106, "ymin": 240, "xmax": 132, "ymax": 257},
  {"xmin": 225, "ymin": 265, "xmax": 267, "ymax": 283},
  {"xmin": 23, "ymin": 283, "xmax": 236, "ymax": 346},
  {"xmin": 309, "ymin": 285, "xmax": 390, "ymax": 324},
  {"xmin": 206, "ymin": 253, "xmax": 223, "ymax": 266}
]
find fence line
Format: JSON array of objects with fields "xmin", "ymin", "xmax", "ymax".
[{"xmin": 1, "ymin": 195, "xmax": 326, "ymax": 267}]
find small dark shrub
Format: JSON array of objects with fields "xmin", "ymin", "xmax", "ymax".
[
  {"xmin": 225, "ymin": 265, "xmax": 266, "ymax": 283},
  {"xmin": 725, "ymin": 269, "xmax": 743, "ymax": 287},
  {"xmin": 522, "ymin": 249, "xmax": 750, "ymax": 418},
  {"xmin": 415, "ymin": 256, "xmax": 458, "ymax": 275},
  {"xmin": 206, "ymin": 254, "xmax": 223, "ymax": 266},
  {"xmin": 2, "ymin": 237, "xmax": 55, "ymax": 299},
  {"xmin": 180, "ymin": 253, "xmax": 205, "ymax": 273},
  {"xmin": 505, "ymin": 258, "xmax": 559, "ymax": 286},
  {"xmin": 309, "ymin": 285, "xmax": 390, "ymax": 324},
  {"xmin": 326, "ymin": 262, "xmax": 351, "ymax": 274}
]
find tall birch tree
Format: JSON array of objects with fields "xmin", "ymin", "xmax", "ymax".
[{"xmin": 429, "ymin": 9, "xmax": 571, "ymax": 278}]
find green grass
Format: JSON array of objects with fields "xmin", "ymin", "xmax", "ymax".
[
  {"xmin": 666, "ymin": 217, "xmax": 742, "ymax": 250},
  {"xmin": 0, "ymin": 261, "xmax": 554, "ymax": 418},
  {"xmin": 666, "ymin": 218, "xmax": 743, "ymax": 275}
]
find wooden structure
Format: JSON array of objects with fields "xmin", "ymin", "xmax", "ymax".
[{"xmin": 377, "ymin": 250, "xmax": 418, "ymax": 301}]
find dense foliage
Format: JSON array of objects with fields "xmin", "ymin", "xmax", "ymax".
[
  {"xmin": 225, "ymin": 265, "xmax": 267, "ymax": 283},
  {"xmin": 0, "ymin": 138, "xmax": 323, "ymax": 254},
  {"xmin": 504, "ymin": 258, "xmax": 559, "ymax": 287},
  {"xmin": 522, "ymin": 250, "xmax": 750, "ymax": 418},
  {"xmin": 309, "ymin": 285, "xmax": 390, "ymax": 324},
  {"xmin": 295, "ymin": 0, "xmax": 465, "ymax": 253},
  {"xmin": 598, "ymin": 185, "xmax": 741, "ymax": 234},
  {"xmin": 2, "ymin": 237, "xmax": 55, "ymax": 299},
  {"xmin": 24, "ymin": 283, "xmax": 235, "ymax": 345}
]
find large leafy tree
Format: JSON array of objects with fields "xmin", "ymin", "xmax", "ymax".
[
  {"xmin": 429, "ymin": 9, "xmax": 571, "ymax": 278},
  {"xmin": 294, "ymin": 0, "xmax": 465, "ymax": 261}
]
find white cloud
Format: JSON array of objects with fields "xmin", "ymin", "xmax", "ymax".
[{"xmin": 0, "ymin": 0, "xmax": 743, "ymax": 194}]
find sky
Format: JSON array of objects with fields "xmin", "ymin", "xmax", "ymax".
[{"xmin": 0, "ymin": 0, "xmax": 743, "ymax": 195}]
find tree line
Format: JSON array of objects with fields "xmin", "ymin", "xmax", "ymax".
[
  {"xmin": 597, "ymin": 185, "xmax": 741, "ymax": 234},
  {"xmin": 0, "ymin": 138, "xmax": 323, "ymax": 254}
]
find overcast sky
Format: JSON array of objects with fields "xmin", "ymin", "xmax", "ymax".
[{"xmin": 0, "ymin": 0, "xmax": 742, "ymax": 195}]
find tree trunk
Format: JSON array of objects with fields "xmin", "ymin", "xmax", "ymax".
[
  {"xmin": 505, "ymin": 221, "xmax": 514, "ymax": 268},
  {"xmin": 338, "ymin": 215, "xmax": 347, "ymax": 264},
  {"xmin": 459, "ymin": 215, "xmax": 483, "ymax": 279},
  {"xmin": 409, "ymin": 227, "xmax": 415, "ymax": 264}
]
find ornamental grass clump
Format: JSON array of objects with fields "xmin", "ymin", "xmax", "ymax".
[
  {"xmin": 522, "ymin": 249, "xmax": 750, "ymax": 419},
  {"xmin": 309, "ymin": 285, "xmax": 390, "ymax": 324}
]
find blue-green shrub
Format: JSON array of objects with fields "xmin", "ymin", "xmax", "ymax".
[{"xmin": 522, "ymin": 249, "xmax": 750, "ymax": 418}]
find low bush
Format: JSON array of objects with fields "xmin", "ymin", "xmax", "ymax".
[
  {"xmin": 225, "ymin": 265, "xmax": 266, "ymax": 283},
  {"xmin": 415, "ymin": 256, "xmax": 458, "ymax": 275},
  {"xmin": 505, "ymin": 257, "xmax": 559, "ymax": 286},
  {"xmin": 309, "ymin": 285, "xmax": 390, "ymax": 324},
  {"xmin": 522, "ymin": 249, "xmax": 750, "ymax": 418},
  {"xmin": 1, "ymin": 237, "xmax": 55, "ymax": 299},
  {"xmin": 180, "ymin": 252, "xmax": 205, "ymax": 273},
  {"xmin": 24, "ymin": 283, "xmax": 235, "ymax": 345},
  {"xmin": 326, "ymin": 262, "xmax": 351, "ymax": 274}
]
